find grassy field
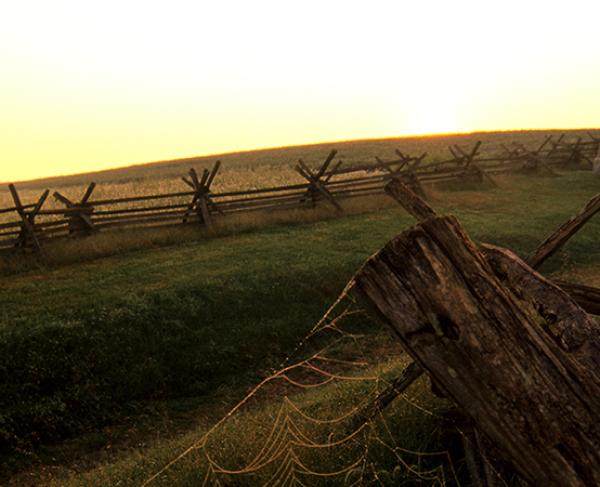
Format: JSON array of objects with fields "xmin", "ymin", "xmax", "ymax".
[{"xmin": 2, "ymin": 164, "xmax": 600, "ymax": 485}]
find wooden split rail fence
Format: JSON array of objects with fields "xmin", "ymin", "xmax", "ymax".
[
  {"xmin": 354, "ymin": 179, "xmax": 600, "ymax": 485},
  {"xmin": 1, "ymin": 133, "xmax": 598, "ymax": 254}
]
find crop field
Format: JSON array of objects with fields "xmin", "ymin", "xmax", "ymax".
[
  {"xmin": 2, "ymin": 131, "xmax": 600, "ymax": 486},
  {"xmin": 2, "ymin": 129, "xmax": 595, "ymax": 212}
]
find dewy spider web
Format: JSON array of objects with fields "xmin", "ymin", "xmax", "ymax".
[{"xmin": 141, "ymin": 281, "xmax": 461, "ymax": 486}]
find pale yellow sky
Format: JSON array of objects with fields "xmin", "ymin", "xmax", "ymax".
[{"xmin": 1, "ymin": 0, "xmax": 600, "ymax": 181}]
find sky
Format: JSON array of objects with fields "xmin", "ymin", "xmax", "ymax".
[{"xmin": 1, "ymin": 0, "xmax": 600, "ymax": 182}]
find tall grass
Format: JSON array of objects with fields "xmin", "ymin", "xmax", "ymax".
[
  {"xmin": 0, "ymin": 192, "xmax": 395, "ymax": 276},
  {"xmin": 46, "ymin": 359, "xmax": 458, "ymax": 487}
]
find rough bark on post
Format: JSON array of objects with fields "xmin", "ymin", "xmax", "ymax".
[
  {"xmin": 397, "ymin": 170, "xmax": 427, "ymax": 198},
  {"xmin": 553, "ymin": 279, "xmax": 600, "ymax": 316},
  {"xmin": 384, "ymin": 178, "xmax": 435, "ymax": 220},
  {"xmin": 386, "ymin": 178, "xmax": 600, "ymax": 316},
  {"xmin": 353, "ymin": 213, "xmax": 600, "ymax": 486}
]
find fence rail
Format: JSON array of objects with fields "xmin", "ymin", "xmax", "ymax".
[{"xmin": 1, "ymin": 133, "xmax": 599, "ymax": 254}]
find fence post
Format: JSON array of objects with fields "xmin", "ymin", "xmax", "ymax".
[
  {"xmin": 295, "ymin": 150, "xmax": 343, "ymax": 211},
  {"xmin": 8, "ymin": 185, "xmax": 49, "ymax": 251},
  {"xmin": 356, "ymin": 179, "xmax": 600, "ymax": 486},
  {"xmin": 182, "ymin": 161, "xmax": 222, "ymax": 228},
  {"xmin": 53, "ymin": 182, "xmax": 97, "ymax": 236},
  {"xmin": 452, "ymin": 141, "xmax": 493, "ymax": 185},
  {"xmin": 385, "ymin": 151, "xmax": 427, "ymax": 197}
]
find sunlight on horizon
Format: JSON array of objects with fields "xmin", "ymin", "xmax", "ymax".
[{"xmin": 1, "ymin": 0, "xmax": 600, "ymax": 181}]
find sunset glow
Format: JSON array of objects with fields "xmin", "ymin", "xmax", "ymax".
[{"xmin": 1, "ymin": 0, "xmax": 600, "ymax": 181}]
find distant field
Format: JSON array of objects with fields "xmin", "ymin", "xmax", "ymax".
[{"xmin": 2, "ymin": 129, "xmax": 598, "ymax": 210}]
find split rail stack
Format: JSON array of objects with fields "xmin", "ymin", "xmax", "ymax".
[{"xmin": 1, "ymin": 132, "xmax": 599, "ymax": 254}]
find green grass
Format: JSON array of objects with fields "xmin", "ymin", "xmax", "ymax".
[
  {"xmin": 49, "ymin": 359, "xmax": 458, "ymax": 487},
  {"xmin": 2, "ymin": 171, "xmax": 600, "ymax": 484}
]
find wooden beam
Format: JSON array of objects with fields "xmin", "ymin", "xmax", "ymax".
[
  {"xmin": 527, "ymin": 193, "xmax": 600, "ymax": 269},
  {"xmin": 375, "ymin": 156, "xmax": 394, "ymax": 174},
  {"xmin": 453, "ymin": 141, "xmax": 482, "ymax": 168},
  {"xmin": 32, "ymin": 190, "xmax": 50, "ymax": 215},
  {"xmin": 354, "ymin": 214, "xmax": 600, "ymax": 486},
  {"xmin": 323, "ymin": 160, "xmax": 343, "ymax": 183},
  {"xmin": 410, "ymin": 152, "xmax": 427, "ymax": 170},
  {"xmin": 53, "ymin": 191, "xmax": 75, "ymax": 207},
  {"xmin": 315, "ymin": 149, "xmax": 337, "ymax": 180},
  {"xmin": 199, "ymin": 168, "xmax": 210, "ymax": 188},
  {"xmin": 8, "ymin": 184, "xmax": 41, "ymax": 251},
  {"xmin": 384, "ymin": 178, "xmax": 435, "ymax": 221},
  {"xmin": 189, "ymin": 168, "xmax": 200, "ymax": 190},
  {"xmin": 385, "ymin": 179, "xmax": 600, "ymax": 313},
  {"xmin": 295, "ymin": 165, "xmax": 342, "ymax": 211},
  {"xmin": 182, "ymin": 177, "xmax": 195, "ymax": 189},
  {"xmin": 206, "ymin": 160, "xmax": 222, "ymax": 189},
  {"xmin": 81, "ymin": 182, "xmax": 96, "ymax": 204},
  {"xmin": 198, "ymin": 195, "xmax": 212, "ymax": 229},
  {"xmin": 535, "ymin": 135, "xmax": 553, "ymax": 154},
  {"xmin": 353, "ymin": 361, "xmax": 423, "ymax": 426},
  {"xmin": 553, "ymin": 280, "xmax": 600, "ymax": 316}
]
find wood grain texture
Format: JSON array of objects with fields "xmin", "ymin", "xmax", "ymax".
[{"xmin": 354, "ymin": 214, "xmax": 600, "ymax": 486}]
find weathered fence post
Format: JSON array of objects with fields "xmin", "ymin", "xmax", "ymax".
[
  {"xmin": 353, "ymin": 179, "xmax": 600, "ymax": 486},
  {"xmin": 296, "ymin": 150, "xmax": 343, "ymax": 211},
  {"xmin": 511, "ymin": 139, "xmax": 559, "ymax": 176},
  {"xmin": 390, "ymin": 150, "xmax": 428, "ymax": 197},
  {"xmin": 8, "ymin": 185, "xmax": 49, "ymax": 251},
  {"xmin": 53, "ymin": 183, "xmax": 97, "ymax": 236},
  {"xmin": 527, "ymin": 193, "xmax": 600, "ymax": 268},
  {"xmin": 182, "ymin": 161, "xmax": 222, "ymax": 228},
  {"xmin": 548, "ymin": 137, "xmax": 585, "ymax": 170},
  {"xmin": 453, "ymin": 141, "xmax": 497, "ymax": 186}
]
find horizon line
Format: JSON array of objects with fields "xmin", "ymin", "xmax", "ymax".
[{"xmin": 2, "ymin": 126, "xmax": 599, "ymax": 186}]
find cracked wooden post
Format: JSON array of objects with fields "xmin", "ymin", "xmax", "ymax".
[
  {"xmin": 552, "ymin": 279, "xmax": 600, "ymax": 315},
  {"xmin": 296, "ymin": 150, "xmax": 343, "ymax": 211},
  {"xmin": 182, "ymin": 161, "xmax": 222, "ymax": 228},
  {"xmin": 53, "ymin": 182, "xmax": 97, "ymax": 236},
  {"xmin": 8, "ymin": 185, "xmax": 48, "ymax": 251},
  {"xmin": 355, "ymin": 211, "xmax": 600, "ymax": 486},
  {"xmin": 355, "ymin": 179, "xmax": 600, "ymax": 486},
  {"xmin": 387, "ymin": 179, "xmax": 600, "ymax": 314}
]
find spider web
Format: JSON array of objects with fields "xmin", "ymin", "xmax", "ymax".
[{"xmin": 141, "ymin": 281, "xmax": 461, "ymax": 486}]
